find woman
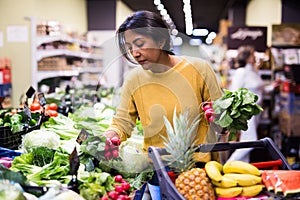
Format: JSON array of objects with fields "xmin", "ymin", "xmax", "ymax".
[
  {"xmin": 105, "ymin": 10, "xmax": 222, "ymax": 158},
  {"xmin": 104, "ymin": 10, "xmax": 223, "ymax": 199},
  {"xmin": 227, "ymin": 45, "xmax": 265, "ymax": 163}
]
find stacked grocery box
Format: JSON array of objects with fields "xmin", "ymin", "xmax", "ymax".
[
  {"xmin": 0, "ymin": 58, "xmax": 12, "ymax": 108},
  {"xmin": 277, "ymin": 78, "xmax": 300, "ymax": 137}
]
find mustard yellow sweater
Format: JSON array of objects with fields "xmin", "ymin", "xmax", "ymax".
[{"xmin": 108, "ymin": 56, "xmax": 223, "ymax": 162}]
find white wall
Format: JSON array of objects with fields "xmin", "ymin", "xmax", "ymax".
[
  {"xmin": 0, "ymin": 0, "xmax": 87, "ymax": 107},
  {"xmin": 246, "ymin": 0, "xmax": 282, "ymax": 46}
]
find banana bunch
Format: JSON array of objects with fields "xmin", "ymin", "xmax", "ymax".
[{"xmin": 205, "ymin": 160, "xmax": 264, "ymax": 198}]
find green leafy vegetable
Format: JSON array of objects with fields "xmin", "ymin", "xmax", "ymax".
[
  {"xmin": 21, "ymin": 129, "xmax": 61, "ymax": 151},
  {"xmin": 31, "ymin": 146, "xmax": 55, "ymax": 167},
  {"xmin": 212, "ymin": 88, "xmax": 263, "ymax": 133},
  {"xmin": 0, "ymin": 181, "xmax": 26, "ymax": 200},
  {"xmin": 11, "ymin": 147, "xmax": 70, "ymax": 184},
  {"xmin": 78, "ymin": 168, "xmax": 115, "ymax": 200},
  {"xmin": 0, "ymin": 164, "xmax": 27, "ymax": 184}
]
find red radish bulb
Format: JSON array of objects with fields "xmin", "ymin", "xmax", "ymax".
[
  {"xmin": 111, "ymin": 136, "xmax": 121, "ymax": 146},
  {"xmin": 115, "ymin": 185, "xmax": 124, "ymax": 193},
  {"xmin": 112, "ymin": 149, "xmax": 119, "ymax": 158},
  {"xmin": 108, "ymin": 191, "xmax": 119, "ymax": 200},
  {"xmin": 114, "ymin": 175, "xmax": 123, "ymax": 183},
  {"xmin": 208, "ymin": 115, "xmax": 215, "ymax": 122},
  {"xmin": 105, "ymin": 151, "xmax": 112, "ymax": 160},
  {"xmin": 121, "ymin": 181, "xmax": 131, "ymax": 191},
  {"xmin": 202, "ymin": 104, "xmax": 212, "ymax": 111}
]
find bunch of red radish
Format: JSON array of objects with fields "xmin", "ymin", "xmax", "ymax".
[
  {"xmin": 202, "ymin": 101, "xmax": 215, "ymax": 123},
  {"xmin": 104, "ymin": 136, "xmax": 121, "ymax": 160},
  {"xmin": 101, "ymin": 175, "xmax": 132, "ymax": 200}
]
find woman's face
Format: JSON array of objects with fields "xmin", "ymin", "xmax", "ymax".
[{"xmin": 124, "ymin": 30, "xmax": 165, "ymax": 71}]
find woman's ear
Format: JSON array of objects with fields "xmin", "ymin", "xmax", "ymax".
[{"xmin": 159, "ymin": 40, "xmax": 166, "ymax": 49}]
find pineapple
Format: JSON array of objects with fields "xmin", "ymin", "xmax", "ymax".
[{"xmin": 161, "ymin": 109, "xmax": 215, "ymax": 200}]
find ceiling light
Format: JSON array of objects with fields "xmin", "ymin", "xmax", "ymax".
[
  {"xmin": 153, "ymin": 0, "xmax": 177, "ymax": 36},
  {"xmin": 189, "ymin": 38, "xmax": 202, "ymax": 46},
  {"xmin": 160, "ymin": 9, "xmax": 167, "ymax": 16},
  {"xmin": 182, "ymin": 0, "xmax": 193, "ymax": 35},
  {"xmin": 171, "ymin": 29, "xmax": 178, "ymax": 35},
  {"xmin": 157, "ymin": 4, "xmax": 164, "ymax": 11},
  {"xmin": 154, "ymin": 0, "xmax": 161, "ymax": 5},
  {"xmin": 205, "ymin": 37, "xmax": 213, "ymax": 45},
  {"xmin": 173, "ymin": 36, "xmax": 183, "ymax": 46},
  {"xmin": 207, "ymin": 32, "xmax": 217, "ymax": 39},
  {"xmin": 193, "ymin": 29, "xmax": 209, "ymax": 36}
]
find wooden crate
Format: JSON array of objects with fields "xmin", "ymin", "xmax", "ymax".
[{"xmin": 38, "ymin": 57, "xmax": 71, "ymax": 71}]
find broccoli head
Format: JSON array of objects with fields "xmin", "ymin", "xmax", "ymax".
[{"xmin": 31, "ymin": 146, "xmax": 55, "ymax": 167}]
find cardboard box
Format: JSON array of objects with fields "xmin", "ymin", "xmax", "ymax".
[
  {"xmin": 38, "ymin": 57, "xmax": 71, "ymax": 71},
  {"xmin": 278, "ymin": 110, "xmax": 300, "ymax": 137},
  {"xmin": 0, "ymin": 83, "xmax": 12, "ymax": 97},
  {"xmin": 280, "ymin": 80, "xmax": 300, "ymax": 93},
  {"xmin": 278, "ymin": 92, "xmax": 300, "ymax": 115},
  {"xmin": 0, "ymin": 68, "xmax": 12, "ymax": 84}
]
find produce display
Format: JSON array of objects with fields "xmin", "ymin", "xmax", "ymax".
[
  {"xmin": 261, "ymin": 170, "xmax": 300, "ymax": 197},
  {"xmin": 205, "ymin": 160, "xmax": 263, "ymax": 198},
  {"xmin": 0, "ymin": 87, "xmax": 299, "ymax": 200},
  {"xmin": 157, "ymin": 107, "xmax": 299, "ymax": 200},
  {"xmin": 162, "ymin": 109, "xmax": 216, "ymax": 200},
  {"xmin": 0, "ymin": 89, "xmax": 153, "ymax": 200}
]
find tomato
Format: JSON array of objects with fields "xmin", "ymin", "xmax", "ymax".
[
  {"xmin": 30, "ymin": 102, "xmax": 41, "ymax": 111},
  {"xmin": 48, "ymin": 110, "xmax": 58, "ymax": 117},
  {"xmin": 48, "ymin": 103, "xmax": 58, "ymax": 111}
]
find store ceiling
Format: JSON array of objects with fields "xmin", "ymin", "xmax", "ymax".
[{"xmin": 121, "ymin": 0, "xmax": 249, "ymax": 35}]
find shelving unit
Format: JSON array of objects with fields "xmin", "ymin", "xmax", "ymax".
[{"xmin": 26, "ymin": 17, "xmax": 103, "ymax": 91}]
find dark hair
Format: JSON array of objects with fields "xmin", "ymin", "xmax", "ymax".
[
  {"xmin": 236, "ymin": 45, "xmax": 254, "ymax": 68},
  {"xmin": 116, "ymin": 10, "xmax": 173, "ymax": 63}
]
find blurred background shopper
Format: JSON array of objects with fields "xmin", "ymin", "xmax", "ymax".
[{"xmin": 227, "ymin": 45, "xmax": 265, "ymax": 163}]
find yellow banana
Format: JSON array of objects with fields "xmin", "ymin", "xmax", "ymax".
[
  {"xmin": 215, "ymin": 187, "xmax": 243, "ymax": 198},
  {"xmin": 240, "ymin": 184, "xmax": 264, "ymax": 197},
  {"xmin": 212, "ymin": 175, "xmax": 238, "ymax": 188},
  {"xmin": 204, "ymin": 161, "xmax": 223, "ymax": 182},
  {"xmin": 223, "ymin": 160, "xmax": 261, "ymax": 176},
  {"xmin": 223, "ymin": 173, "xmax": 262, "ymax": 186}
]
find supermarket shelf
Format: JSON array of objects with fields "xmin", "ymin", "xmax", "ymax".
[
  {"xmin": 258, "ymin": 69, "xmax": 272, "ymax": 76},
  {"xmin": 36, "ymin": 49, "xmax": 102, "ymax": 61},
  {"xmin": 79, "ymin": 67, "xmax": 103, "ymax": 73},
  {"xmin": 36, "ymin": 35, "xmax": 101, "ymax": 48},
  {"xmin": 37, "ymin": 69, "xmax": 80, "ymax": 82}
]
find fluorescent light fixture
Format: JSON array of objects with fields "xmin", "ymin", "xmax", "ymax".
[
  {"xmin": 157, "ymin": 4, "xmax": 164, "ymax": 11},
  {"xmin": 189, "ymin": 38, "xmax": 202, "ymax": 46},
  {"xmin": 153, "ymin": 0, "xmax": 177, "ymax": 36},
  {"xmin": 160, "ymin": 9, "xmax": 167, "ymax": 16},
  {"xmin": 205, "ymin": 37, "xmax": 213, "ymax": 44},
  {"xmin": 208, "ymin": 32, "xmax": 217, "ymax": 39},
  {"xmin": 173, "ymin": 36, "xmax": 183, "ymax": 46},
  {"xmin": 154, "ymin": 0, "xmax": 161, "ymax": 5},
  {"xmin": 182, "ymin": 0, "xmax": 193, "ymax": 35},
  {"xmin": 193, "ymin": 29, "xmax": 209, "ymax": 36}
]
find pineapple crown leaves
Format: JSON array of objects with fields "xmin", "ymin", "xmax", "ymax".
[{"xmin": 160, "ymin": 108, "xmax": 201, "ymax": 173}]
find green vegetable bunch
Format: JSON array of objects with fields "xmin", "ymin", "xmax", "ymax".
[
  {"xmin": 31, "ymin": 146, "xmax": 55, "ymax": 167},
  {"xmin": 212, "ymin": 88, "xmax": 264, "ymax": 133}
]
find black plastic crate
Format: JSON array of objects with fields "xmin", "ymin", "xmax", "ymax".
[
  {"xmin": 0, "ymin": 125, "xmax": 40, "ymax": 150},
  {"xmin": 147, "ymin": 137, "xmax": 292, "ymax": 200}
]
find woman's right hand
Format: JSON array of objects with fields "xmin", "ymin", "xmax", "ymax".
[{"xmin": 104, "ymin": 130, "xmax": 120, "ymax": 140}]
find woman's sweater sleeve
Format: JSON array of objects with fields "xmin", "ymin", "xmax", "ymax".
[{"xmin": 107, "ymin": 73, "xmax": 138, "ymax": 141}]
